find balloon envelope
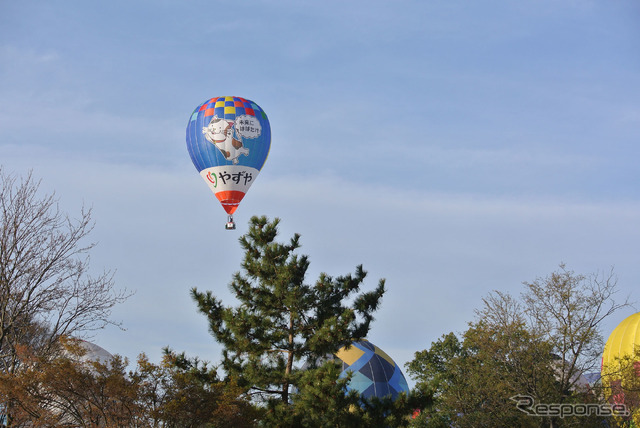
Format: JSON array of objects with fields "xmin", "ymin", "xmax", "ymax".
[
  {"xmin": 602, "ymin": 311, "xmax": 640, "ymax": 371},
  {"xmin": 335, "ymin": 340, "xmax": 410, "ymax": 400},
  {"xmin": 186, "ymin": 96, "xmax": 271, "ymax": 215}
]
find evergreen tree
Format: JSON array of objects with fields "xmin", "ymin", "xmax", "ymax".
[
  {"xmin": 263, "ymin": 360, "xmax": 426, "ymax": 428},
  {"xmin": 261, "ymin": 360, "xmax": 362, "ymax": 427},
  {"xmin": 191, "ymin": 216, "xmax": 385, "ymax": 406}
]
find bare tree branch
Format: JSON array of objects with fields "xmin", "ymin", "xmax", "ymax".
[
  {"xmin": 522, "ymin": 263, "xmax": 632, "ymax": 392},
  {"xmin": 0, "ymin": 167, "xmax": 130, "ymax": 374}
]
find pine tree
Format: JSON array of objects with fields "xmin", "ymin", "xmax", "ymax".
[{"xmin": 191, "ymin": 216, "xmax": 385, "ymax": 406}]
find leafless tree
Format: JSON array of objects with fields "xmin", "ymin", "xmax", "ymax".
[
  {"xmin": 0, "ymin": 167, "xmax": 129, "ymax": 374},
  {"xmin": 522, "ymin": 263, "xmax": 632, "ymax": 393},
  {"xmin": 480, "ymin": 265, "xmax": 631, "ymax": 394}
]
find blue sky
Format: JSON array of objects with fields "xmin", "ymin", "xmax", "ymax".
[{"xmin": 2, "ymin": 0, "xmax": 640, "ymax": 381}]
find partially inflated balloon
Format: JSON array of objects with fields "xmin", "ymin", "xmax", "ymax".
[
  {"xmin": 335, "ymin": 340, "xmax": 410, "ymax": 400},
  {"xmin": 186, "ymin": 96, "xmax": 271, "ymax": 221},
  {"xmin": 295, "ymin": 340, "xmax": 410, "ymax": 402},
  {"xmin": 602, "ymin": 312, "xmax": 640, "ymax": 371}
]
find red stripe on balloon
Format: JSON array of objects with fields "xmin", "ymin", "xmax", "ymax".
[{"xmin": 215, "ymin": 190, "xmax": 246, "ymax": 214}]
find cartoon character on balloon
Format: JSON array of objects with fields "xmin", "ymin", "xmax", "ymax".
[{"xmin": 202, "ymin": 116, "xmax": 249, "ymax": 165}]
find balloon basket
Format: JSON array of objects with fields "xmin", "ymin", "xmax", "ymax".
[{"xmin": 225, "ymin": 216, "xmax": 236, "ymax": 230}]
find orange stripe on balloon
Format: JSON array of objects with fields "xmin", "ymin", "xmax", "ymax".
[{"xmin": 215, "ymin": 190, "xmax": 246, "ymax": 215}]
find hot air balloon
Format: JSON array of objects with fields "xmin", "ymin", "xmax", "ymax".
[
  {"xmin": 296, "ymin": 340, "xmax": 410, "ymax": 402},
  {"xmin": 601, "ymin": 312, "xmax": 640, "ymax": 408},
  {"xmin": 334, "ymin": 340, "xmax": 410, "ymax": 400},
  {"xmin": 186, "ymin": 96, "xmax": 271, "ymax": 229},
  {"xmin": 602, "ymin": 312, "xmax": 640, "ymax": 371}
]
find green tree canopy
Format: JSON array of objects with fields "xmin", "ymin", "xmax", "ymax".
[{"xmin": 406, "ymin": 265, "xmax": 629, "ymax": 428}]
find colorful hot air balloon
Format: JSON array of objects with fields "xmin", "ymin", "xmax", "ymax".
[
  {"xmin": 334, "ymin": 340, "xmax": 410, "ymax": 400},
  {"xmin": 186, "ymin": 96, "xmax": 271, "ymax": 229},
  {"xmin": 296, "ymin": 340, "xmax": 410, "ymax": 402}
]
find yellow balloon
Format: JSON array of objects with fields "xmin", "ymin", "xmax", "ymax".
[{"xmin": 602, "ymin": 312, "xmax": 640, "ymax": 371}]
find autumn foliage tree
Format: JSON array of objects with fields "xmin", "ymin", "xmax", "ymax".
[
  {"xmin": 0, "ymin": 338, "xmax": 258, "ymax": 427},
  {"xmin": 0, "ymin": 337, "xmax": 137, "ymax": 426},
  {"xmin": 133, "ymin": 350, "xmax": 259, "ymax": 427}
]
